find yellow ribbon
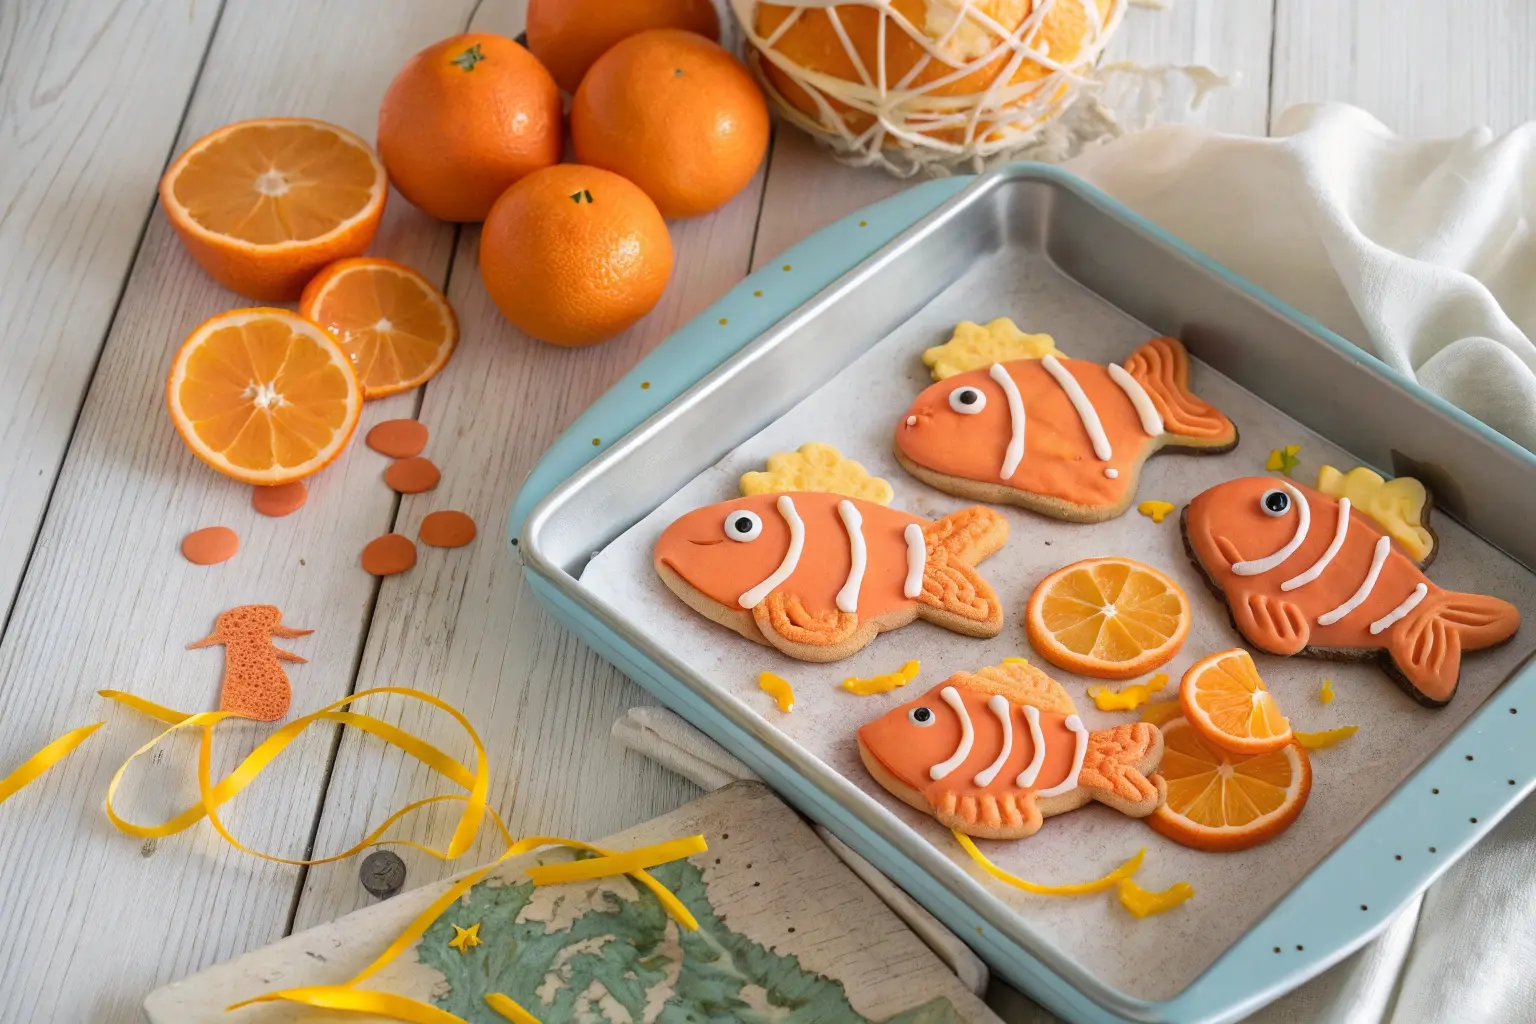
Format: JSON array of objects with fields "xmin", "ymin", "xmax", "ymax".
[
  {"xmin": 0, "ymin": 720, "xmax": 103, "ymax": 806},
  {"xmin": 953, "ymin": 830, "xmax": 1145, "ymax": 896}
]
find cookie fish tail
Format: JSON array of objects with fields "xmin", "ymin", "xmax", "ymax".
[
  {"xmin": 917, "ymin": 508, "xmax": 1007, "ymax": 635},
  {"xmin": 1123, "ymin": 337, "xmax": 1236, "ymax": 444},
  {"xmin": 1387, "ymin": 589, "xmax": 1521, "ymax": 706},
  {"xmin": 1078, "ymin": 723, "xmax": 1165, "ymax": 816}
]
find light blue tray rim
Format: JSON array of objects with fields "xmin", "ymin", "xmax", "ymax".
[{"xmin": 510, "ymin": 165, "xmax": 1536, "ymax": 1024}]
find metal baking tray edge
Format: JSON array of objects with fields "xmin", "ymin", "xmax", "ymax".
[{"xmin": 515, "ymin": 166, "xmax": 1536, "ymax": 1024}]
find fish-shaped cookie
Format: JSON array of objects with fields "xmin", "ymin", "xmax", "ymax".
[
  {"xmin": 858, "ymin": 659, "xmax": 1166, "ymax": 840},
  {"xmin": 1184, "ymin": 477, "xmax": 1521, "ymax": 706},
  {"xmin": 895, "ymin": 337, "xmax": 1238, "ymax": 521},
  {"xmin": 654, "ymin": 493, "xmax": 1008, "ymax": 662}
]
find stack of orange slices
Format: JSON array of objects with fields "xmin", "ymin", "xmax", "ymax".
[{"xmin": 1149, "ymin": 649, "xmax": 1312, "ymax": 852}]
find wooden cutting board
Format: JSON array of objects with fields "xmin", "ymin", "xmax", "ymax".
[{"xmin": 145, "ymin": 782, "xmax": 1000, "ymax": 1023}]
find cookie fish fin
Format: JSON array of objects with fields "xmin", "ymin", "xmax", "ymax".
[
  {"xmin": 751, "ymin": 592, "xmax": 866, "ymax": 659},
  {"xmin": 917, "ymin": 556, "xmax": 1004, "ymax": 636},
  {"xmin": 931, "ymin": 787, "xmax": 1043, "ymax": 837},
  {"xmin": 1078, "ymin": 723, "xmax": 1166, "ymax": 817},
  {"xmin": 924, "ymin": 506, "xmax": 1009, "ymax": 565},
  {"xmin": 1231, "ymin": 592, "xmax": 1310, "ymax": 656},
  {"xmin": 1122, "ymin": 337, "xmax": 1236, "ymax": 445},
  {"xmin": 1386, "ymin": 589, "xmax": 1521, "ymax": 706}
]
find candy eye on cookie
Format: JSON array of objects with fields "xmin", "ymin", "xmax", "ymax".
[
  {"xmin": 908, "ymin": 706, "xmax": 937, "ymax": 727},
  {"xmin": 948, "ymin": 385, "xmax": 986, "ymax": 415},
  {"xmin": 723, "ymin": 509, "xmax": 763, "ymax": 542},
  {"xmin": 1260, "ymin": 489, "xmax": 1291, "ymax": 516}
]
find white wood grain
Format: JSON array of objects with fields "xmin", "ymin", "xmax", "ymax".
[
  {"xmin": 288, "ymin": 0, "xmax": 764, "ymax": 935},
  {"xmin": 0, "ymin": 0, "xmax": 218, "ymax": 627},
  {"xmin": 1271, "ymin": 0, "xmax": 1536, "ymax": 136},
  {"xmin": 0, "ymin": 3, "xmax": 473, "ymax": 1020}
]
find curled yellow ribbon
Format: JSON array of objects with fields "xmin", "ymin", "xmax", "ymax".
[
  {"xmin": 953, "ymin": 830, "xmax": 1145, "ymax": 896},
  {"xmin": 0, "ymin": 720, "xmax": 103, "ymax": 806}
]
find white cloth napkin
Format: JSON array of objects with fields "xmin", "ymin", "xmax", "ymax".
[{"xmin": 1066, "ymin": 102, "xmax": 1536, "ymax": 454}]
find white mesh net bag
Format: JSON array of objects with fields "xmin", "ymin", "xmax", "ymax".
[{"xmin": 728, "ymin": 0, "xmax": 1126, "ymax": 176}]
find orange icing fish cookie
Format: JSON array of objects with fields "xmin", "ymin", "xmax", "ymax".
[
  {"xmin": 1183, "ymin": 477, "xmax": 1520, "ymax": 707},
  {"xmin": 655, "ymin": 493, "xmax": 1007, "ymax": 662},
  {"xmin": 857, "ymin": 659, "xmax": 1166, "ymax": 839},
  {"xmin": 894, "ymin": 336, "xmax": 1237, "ymax": 522}
]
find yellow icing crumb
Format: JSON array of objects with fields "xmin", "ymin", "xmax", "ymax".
[
  {"xmin": 922, "ymin": 318, "xmax": 1062, "ymax": 380},
  {"xmin": 1319, "ymin": 679, "xmax": 1335, "ymax": 705},
  {"xmin": 1137, "ymin": 500, "xmax": 1176, "ymax": 524},
  {"xmin": 1295, "ymin": 725, "xmax": 1357, "ymax": 750},
  {"xmin": 1088, "ymin": 673, "xmax": 1169, "ymax": 712},
  {"xmin": 740, "ymin": 443, "xmax": 893, "ymax": 504},
  {"xmin": 1117, "ymin": 878, "xmax": 1194, "ymax": 918},
  {"xmin": 1316, "ymin": 465, "xmax": 1434, "ymax": 563},
  {"xmin": 758, "ymin": 672, "xmax": 795, "ymax": 713},
  {"xmin": 1002, "ymin": 656, "xmax": 1029, "ymax": 664},
  {"xmin": 841, "ymin": 660, "xmax": 920, "ymax": 696},
  {"xmin": 1266, "ymin": 445, "xmax": 1302, "ymax": 476},
  {"xmin": 1140, "ymin": 700, "xmax": 1183, "ymax": 727}
]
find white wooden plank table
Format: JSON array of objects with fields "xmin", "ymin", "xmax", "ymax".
[{"xmin": 0, "ymin": 1, "xmax": 1530, "ymax": 1020}]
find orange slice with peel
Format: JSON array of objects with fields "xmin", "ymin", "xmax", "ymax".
[
  {"xmin": 299, "ymin": 258, "xmax": 458, "ymax": 399},
  {"xmin": 166, "ymin": 308, "xmax": 363, "ymax": 485},
  {"xmin": 1025, "ymin": 557, "xmax": 1191, "ymax": 680},
  {"xmin": 160, "ymin": 118, "xmax": 387, "ymax": 301},
  {"xmin": 1148, "ymin": 717, "xmax": 1312, "ymax": 852},
  {"xmin": 1179, "ymin": 648, "xmax": 1292, "ymax": 755}
]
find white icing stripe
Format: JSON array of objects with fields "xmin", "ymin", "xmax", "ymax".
[
  {"xmin": 1233, "ymin": 483, "xmax": 1310, "ymax": 576},
  {"xmin": 1041, "ymin": 354, "xmax": 1112, "ymax": 461},
  {"xmin": 1370, "ymin": 582, "xmax": 1429, "ymax": 635},
  {"xmin": 989, "ymin": 363, "xmax": 1026, "ymax": 480},
  {"xmin": 972, "ymin": 695, "xmax": 1014, "ymax": 787},
  {"xmin": 737, "ymin": 495, "xmax": 804, "ymax": 609},
  {"xmin": 1015, "ymin": 705, "xmax": 1047, "ymax": 788},
  {"xmin": 834, "ymin": 500, "xmax": 866, "ymax": 614},
  {"xmin": 1281, "ymin": 498, "xmax": 1350, "ymax": 592},
  {"xmin": 1317, "ymin": 535, "xmax": 1392, "ymax": 626},
  {"xmin": 1107, "ymin": 362, "xmax": 1164, "ymax": 436},
  {"xmin": 903, "ymin": 523, "xmax": 926, "ymax": 599},
  {"xmin": 1036, "ymin": 714, "xmax": 1089, "ymax": 798},
  {"xmin": 928, "ymin": 686, "xmax": 974, "ymax": 781}
]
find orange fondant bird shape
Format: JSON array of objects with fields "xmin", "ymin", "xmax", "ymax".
[{"xmin": 188, "ymin": 605, "xmax": 313, "ymax": 722}]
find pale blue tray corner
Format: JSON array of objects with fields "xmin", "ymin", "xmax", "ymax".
[{"xmin": 509, "ymin": 165, "xmax": 1536, "ymax": 1024}]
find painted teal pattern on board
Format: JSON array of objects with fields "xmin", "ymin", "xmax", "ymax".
[{"xmin": 418, "ymin": 857, "xmax": 964, "ymax": 1022}]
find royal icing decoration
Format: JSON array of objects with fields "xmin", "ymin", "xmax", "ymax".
[
  {"xmin": 896, "ymin": 338, "xmax": 1236, "ymax": 519},
  {"xmin": 1370, "ymin": 582, "xmax": 1428, "ymax": 635},
  {"xmin": 1316, "ymin": 465, "xmax": 1434, "ymax": 562},
  {"xmin": 1280, "ymin": 497, "xmax": 1350, "ymax": 591},
  {"xmin": 989, "ymin": 362, "xmax": 1026, "ymax": 480},
  {"xmin": 1232, "ymin": 484, "xmax": 1309, "ymax": 576},
  {"xmin": 1316, "ymin": 536, "xmax": 1391, "ymax": 626},
  {"xmin": 738, "ymin": 495, "xmax": 804, "ymax": 609},
  {"xmin": 903, "ymin": 523, "xmax": 926, "ymax": 599},
  {"xmin": 857, "ymin": 660, "xmax": 1166, "ymax": 839},
  {"xmin": 922, "ymin": 318, "xmax": 1061, "ymax": 380},
  {"xmin": 834, "ymin": 499, "xmax": 866, "ymax": 614},
  {"xmin": 740, "ymin": 442, "xmax": 894, "ymax": 505}
]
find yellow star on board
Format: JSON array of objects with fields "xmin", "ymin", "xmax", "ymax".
[{"xmin": 448, "ymin": 922, "xmax": 482, "ymax": 954}]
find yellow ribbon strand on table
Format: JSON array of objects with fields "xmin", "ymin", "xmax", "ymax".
[
  {"xmin": 524, "ymin": 834, "xmax": 709, "ymax": 886},
  {"xmin": 228, "ymin": 832, "xmax": 707, "ymax": 1024},
  {"xmin": 953, "ymin": 830, "xmax": 1145, "ymax": 896},
  {"xmin": 0, "ymin": 720, "xmax": 104, "ymax": 806}
]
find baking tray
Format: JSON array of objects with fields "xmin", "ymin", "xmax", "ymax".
[{"xmin": 511, "ymin": 166, "xmax": 1536, "ymax": 1023}]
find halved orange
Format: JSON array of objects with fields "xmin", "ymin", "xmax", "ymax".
[
  {"xmin": 299, "ymin": 258, "xmax": 458, "ymax": 398},
  {"xmin": 1148, "ymin": 717, "xmax": 1311, "ymax": 852},
  {"xmin": 1180, "ymin": 649, "xmax": 1292, "ymax": 755},
  {"xmin": 166, "ymin": 308, "xmax": 363, "ymax": 485},
  {"xmin": 160, "ymin": 117, "xmax": 387, "ymax": 301},
  {"xmin": 1025, "ymin": 557, "xmax": 1191, "ymax": 679}
]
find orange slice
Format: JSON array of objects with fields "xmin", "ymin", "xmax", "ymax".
[
  {"xmin": 1148, "ymin": 717, "xmax": 1312, "ymax": 852},
  {"xmin": 166, "ymin": 308, "xmax": 363, "ymax": 485},
  {"xmin": 1180, "ymin": 649, "xmax": 1292, "ymax": 755},
  {"xmin": 299, "ymin": 258, "xmax": 458, "ymax": 398},
  {"xmin": 160, "ymin": 118, "xmax": 387, "ymax": 301},
  {"xmin": 1025, "ymin": 557, "xmax": 1191, "ymax": 680}
]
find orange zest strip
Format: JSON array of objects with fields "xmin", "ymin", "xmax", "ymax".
[
  {"xmin": 953, "ymin": 830, "xmax": 1144, "ymax": 896},
  {"xmin": 0, "ymin": 721, "xmax": 104, "ymax": 807},
  {"xmin": 1117, "ymin": 877, "xmax": 1195, "ymax": 918}
]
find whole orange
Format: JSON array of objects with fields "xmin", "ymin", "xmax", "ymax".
[
  {"xmin": 377, "ymin": 33, "xmax": 561, "ymax": 223},
  {"xmin": 571, "ymin": 30, "xmax": 769, "ymax": 220},
  {"xmin": 480, "ymin": 165, "xmax": 674, "ymax": 347},
  {"xmin": 526, "ymin": 0, "xmax": 719, "ymax": 94}
]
